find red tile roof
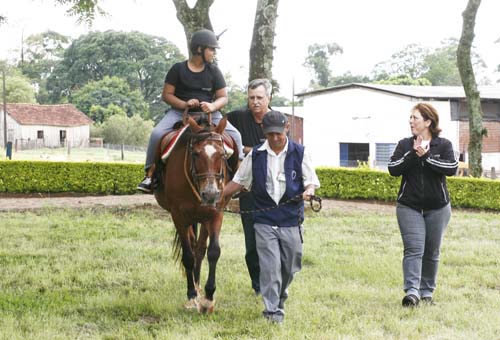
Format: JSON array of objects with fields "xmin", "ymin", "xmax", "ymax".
[{"xmin": 6, "ymin": 103, "xmax": 93, "ymax": 127}]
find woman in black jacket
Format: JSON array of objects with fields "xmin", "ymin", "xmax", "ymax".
[{"xmin": 388, "ymin": 102, "xmax": 458, "ymax": 307}]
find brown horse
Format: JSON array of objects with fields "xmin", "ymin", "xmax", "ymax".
[{"xmin": 154, "ymin": 114, "xmax": 238, "ymax": 313}]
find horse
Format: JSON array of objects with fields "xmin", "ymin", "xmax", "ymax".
[{"xmin": 153, "ymin": 112, "xmax": 238, "ymax": 313}]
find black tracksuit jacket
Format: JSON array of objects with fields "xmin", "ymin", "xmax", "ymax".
[{"xmin": 388, "ymin": 136, "xmax": 458, "ymax": 211}]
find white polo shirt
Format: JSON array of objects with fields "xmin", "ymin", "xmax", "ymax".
[{"xmin": 232, "ymin": 138, "xmax": 320, "ymax": 205}]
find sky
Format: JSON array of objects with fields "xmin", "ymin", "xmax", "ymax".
[{"xmin": 1, "ymin": 0, "xmax": 499, "ymax": 98}]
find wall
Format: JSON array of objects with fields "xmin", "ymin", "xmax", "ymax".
[
  {"xmin": 459, "ymin": 121, "xmax": 500, "ymax": 170},
  {"xmin": 301, "ymin": 88, "xmax": 456, "ymax": 168},
  {"xmin": 18, "ymin": 124, "xmax": 90, "ymax": 147}
]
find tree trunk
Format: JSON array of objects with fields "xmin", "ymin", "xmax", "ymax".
[
  {"xmin": 172, "ymin": 0, "xmax": 215, "ymax": 56},
  {"xmin": 248, "ymin": 0, "xmax": 279, "ymax": 86},
  {"xmin": 457, "ymin": 0, "xmax": 483, "ymax": 178}
]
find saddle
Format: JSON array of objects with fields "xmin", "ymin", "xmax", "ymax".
[{"xmin": 159, "ymin": 122, "xmax": 234, "ymax": 162}]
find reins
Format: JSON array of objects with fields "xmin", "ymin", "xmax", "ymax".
[
  {"xmin": 223, "ymin": 193, "xmax": 322, "ymax": 215},
  {"xmin": 182, "ymin": 107, "xmax": 228, "ymax": 203}
]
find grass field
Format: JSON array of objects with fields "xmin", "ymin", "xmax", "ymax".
[
  {"xmin": 0, "ymin": 204, "xmax": 499, "ymax": 340},
  {"xmin": 1, "ymin": 146, "xmax": 146, "ymax": 163}
]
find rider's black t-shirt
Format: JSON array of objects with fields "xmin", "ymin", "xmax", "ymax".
[
  {"xmin": 165, "ymin": 61, "xmax": 226, "ymax": 103},
  {"xmin": 226, "ymin": 109, "xmax": 265, "ymax": 148}
]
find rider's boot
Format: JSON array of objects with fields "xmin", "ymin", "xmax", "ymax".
[{"xmin": 137, "ymin": 164, "xmax": 156, "ymax": 194}]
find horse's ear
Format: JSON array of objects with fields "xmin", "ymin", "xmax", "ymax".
[
  {"xmin": 215, "ymin": 117, "xmax": 227, "ymax": 134},
  {"xmin": 187, "ymin": 116, "xmax": 203, "ymax": 133}
]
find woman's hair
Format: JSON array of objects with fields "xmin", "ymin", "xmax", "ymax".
[
  {"xmin": 247, "ymin": 78, "xmax": 272, "ymax": 98},
  {"xmin": 413, "ymin": 102, "xmax": 442, "ymax": 137}
]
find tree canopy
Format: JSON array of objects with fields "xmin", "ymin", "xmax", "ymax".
[
  {"xmin": 72, "ymin": 76, "xmax": 149, "ymax": 123},
  {"xmin": 46, "ymin": 30, "xmax": 184, "ymax": 118}
]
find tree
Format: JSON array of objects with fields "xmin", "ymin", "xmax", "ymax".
[
  {"xmin": 172, "ymin": 0, "xmax": 215, "ymax": 54},
  {"xmin": 53, "ymin": 0, "xmax": 105, "ymax": 25},
  {"xmin": 374, "ymin": 75, "xmax": 432, "ymax": 86},
  {"xmin": 0, "ymin": 65, "xmax": 37, "ymax": 103},
  {"xmin": 171, "ymin": 0, "xmax": 280, "ymax": 91},
  {"xmin": 248, "ymin": 0, "xmax": 280, "ymax": 85},
  {"xmin": 304, "ymin": 43, "xmax": 343, "ymax": 88},
  {"xmin": 72, "ymin": 76, "xmax": 149, "ymax": 123},
  {"xmin": 372, "ymin": 43, "xmax": 429, "ymax": 80},
  {"xmin": 36, "ymin": 0, "xmax": 281, "ymax": 94},
  {"xmin": 330, "ymin": 72, "xmax": 371, "ymax": 86},
  {"xmin": 457, "ymin": 0, "xmax": 484, "ymax": 178},
  {"xmin": 224, "ymin": 76, "xmax": 247, "ymax": 113},
  {"xmin": 19, "ymin": 31, "xmax": 71, "ymax": 103},
  {"xmin": 423, "ymin": 38, "xmax": 487, "ymax": 86},
  {"xmin": 46, "ymin": 30, "xmax": 184, "ymax": 118},
  {"xmin": 101, "ymin": 112, "xmax": 153, "ymax": 146},
  {"xmin": 373, "ymin": 40, "xmax": 488, "ymax": 86}
]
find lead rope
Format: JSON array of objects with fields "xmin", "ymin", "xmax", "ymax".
[{"xmin": 223, "ymin": 193, "xmax": 322, "ymax": 215}]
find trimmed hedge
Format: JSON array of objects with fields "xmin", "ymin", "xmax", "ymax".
[
  {"xmin": 0, "ymin": 160, "xmax": 143, "ymax": 195},
  {"xmin": 316, "ymin": 167, "xmax": 500, "ymax": 211},
  {"xmin": 1, "ymin": 161, "xmax": 499, "ymax": 211}
]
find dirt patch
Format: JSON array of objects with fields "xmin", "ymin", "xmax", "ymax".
[{"xmin": 0, "ymin": 193, "xmax": 395, "ymax": 214}]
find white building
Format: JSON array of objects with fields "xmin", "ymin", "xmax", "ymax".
[
  {"xmin": 296, "ymin": 83, "xmax": 500, "ymax": 171},
  {"xmin": 0, "ymin": 103, "xmax": 93, "ymax": 149}
]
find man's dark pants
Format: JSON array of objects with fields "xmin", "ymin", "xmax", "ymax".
[{"xmin": 239, "ymin": 191, "xmax": 260, "ymax": 293}]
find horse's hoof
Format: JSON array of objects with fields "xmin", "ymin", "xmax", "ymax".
[
  {"xmin": 197, "ymin": 297, "xmax": 215, "ymax": 314},
  {"xmin": 184, "ymin": 298, "xmax": 198, "ymax": 310}
]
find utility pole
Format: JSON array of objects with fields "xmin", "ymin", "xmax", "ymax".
[
  {"xmin": 2, "ymin": 68, "xmax": 7, "ymax": 148},
  {"xmin": 291, "ymin": 78, "xmax": 295, "ymax": 141}
]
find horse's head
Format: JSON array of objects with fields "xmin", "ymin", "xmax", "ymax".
[{"xmin": 187, "ymin": 117, "xmax": 228, "ymax": 207}]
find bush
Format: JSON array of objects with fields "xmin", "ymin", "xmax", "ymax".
[
  {"xmin": 0, "ymin": 161, "xmax": 143, "ymax": 195},
  {"xmin": 1, "ymin": 162, "xmax": 499, "ymax": 211},
  {"xmin": 316, "ymin": 167, "xmax": 500, "ymax": 211}
]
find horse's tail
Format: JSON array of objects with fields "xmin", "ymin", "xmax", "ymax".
[
  {"xmin": 172, "ymin": 223, "xmax": 199, "ymax": 264},
  {"xmin": 172, "ymin": 231, "xmax": 182, "ymax": 264}
]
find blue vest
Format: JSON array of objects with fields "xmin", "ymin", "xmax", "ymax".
[{"xmin": 251, "ymin": 141, "xmax": 305, "ymax": 227}]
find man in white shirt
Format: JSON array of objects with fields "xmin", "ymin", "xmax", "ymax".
[{"xmin": 222, "ymin": 110, "xmax": 320, "ymax": 323}]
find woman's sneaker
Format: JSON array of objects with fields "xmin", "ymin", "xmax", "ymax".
[{"xmin": 137, "ymin": 177, "xmax": 153, "ymax": 193}]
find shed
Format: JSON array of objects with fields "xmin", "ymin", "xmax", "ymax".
[{"xmin": 0, "ymin": 103, "xmax": 93, "ymax": 149}]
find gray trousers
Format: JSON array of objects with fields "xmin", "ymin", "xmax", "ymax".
[
  {"xmin": 144, "ymin": 109, "xmax": 243, "ymax": 170},
  {"xmin": 255, "ymin": 223, "xmax": 302, "ymax": 316},
  {"xmin": 396, "ymin": 203, "xmax": 451, "ymax": 298}
]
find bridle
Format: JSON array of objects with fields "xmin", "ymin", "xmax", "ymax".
[{"xmin": 184, "ymin": 130, "xmax": 227, "ymax": 202}]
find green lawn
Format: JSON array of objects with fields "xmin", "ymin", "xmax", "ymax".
[
  {"xmin": 0, "ymin": 204, "xmax": 499, "ymax": 339},
  {"xmin": 1, "ymin": 146, "xmax": 146, "ymax": 163}
]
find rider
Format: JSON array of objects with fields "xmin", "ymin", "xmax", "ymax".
[{"xmin": 137, "ymin": 28, "xmax": 243, "ymax": 193}]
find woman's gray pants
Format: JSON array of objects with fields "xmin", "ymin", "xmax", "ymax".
[
  {"xmin": 144, "ymin": 109, "xmax": 243, "ymax": 170},
  {"xmin": 396, "ymin": 203, "xmax": 451, "ymax": 299}
]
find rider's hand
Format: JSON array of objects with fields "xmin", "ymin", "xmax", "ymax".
[
  {"xmin": 200, "ymin": 102, "xmax": 216, "ymax": 113},
  {"xmin": 186, "ymin": 99, "xmax": 200, "ymax": 109}
]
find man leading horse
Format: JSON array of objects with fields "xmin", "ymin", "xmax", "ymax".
[{"xmin": 222, "ymin": 110, "xmax": 321, "ymax": 323}]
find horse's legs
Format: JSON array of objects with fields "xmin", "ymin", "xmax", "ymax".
[
  {"xmin": 178, "ymin": 225, "xmax": 198, "ymax": 301},
  {"xmin": 194, "ymin": 225, "xmax": 208, "ymax": 286},
  {"xmin": 204, "ymin": 222, "xmax": 221, "ymax": 301}
]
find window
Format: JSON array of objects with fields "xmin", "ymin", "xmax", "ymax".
[
  {"xmin": 339, "ymin": 143, "xmax": 369, "ymax": 167},
  {"xmin": 375, "ymin": 143, "xmax": 397, "ymax": 168},
  {"xmin": 37, "ymin": 130, "xmax": 44, "ymax": 139}
]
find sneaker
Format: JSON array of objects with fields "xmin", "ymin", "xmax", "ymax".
[{"xmin": 137, "ymin": 176, "xmax": 153, "ymax": 194}]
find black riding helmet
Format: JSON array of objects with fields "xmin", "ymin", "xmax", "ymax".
[{"xmin": 190, "ymin": 29, "xmax": 219, "ymax": 56}]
